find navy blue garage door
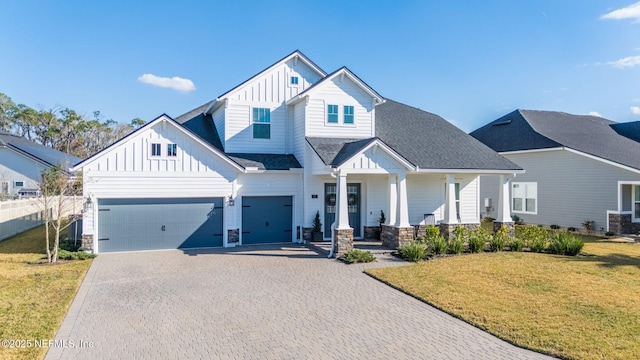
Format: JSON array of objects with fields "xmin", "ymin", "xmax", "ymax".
[
  {"xmin": 241, "ymin": 196, "xmax": 292, "ymax": 244},
  {"xmin": 98, "ymin": 198, "xmax": 223, "ymax": 252}
]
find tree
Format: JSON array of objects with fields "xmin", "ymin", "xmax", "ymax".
[
  {"xmin": 0, "ymin": 92, "xmax": 16, "ymax": 132},
  {"xmin": 38, "ymin": 164, "xmax": 81, "ymax": 263}
]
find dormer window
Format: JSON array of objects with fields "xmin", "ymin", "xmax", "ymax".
[
  {"xmin": 327, "ymin": 104, "xmax": 339, "ymax": 123},
  {"xmin": 151, "ymin": 143, "xmax": 161, "ymax": 156},
  {"xmin": 290, "ymin": 76, "xmax": 299, "ymax": 85},
  {"xmin": 344, "ymin": 106, "xmax": 354, "ymax": 124},
  {"xmin": 253, "ymin": 108, "xmax": 271, "ymax": 139}
]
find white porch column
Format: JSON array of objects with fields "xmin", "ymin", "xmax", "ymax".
[
  {"xmin": 496, "ymin": 174, "xmax": 513, "ymax": 222},
  {"xmin": 387, "ymin": 174, "xmax": 397, "ymax": 226},
  {"xmin": 396, "ymin": 172, "xmax": 410, "ymax": 227},
  {"xmin": 335, "ymin": 170, "xmax": 351, "ymax": 230},
  {"xmin": 444, "ymin": 174, "xmax": 459, "ymax": 224}
]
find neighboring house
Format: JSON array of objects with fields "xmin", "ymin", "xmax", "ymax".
[
  {"xmin": 74, "ymin": 50, "xmax": 522, "ymax": 255},
  {"xmin": 471, "ymin": 110, "xmax": 640, "ymax": 235},
  {"xmin": 0, "ymin": 130, "xmax": 80, "ymax": 198}
]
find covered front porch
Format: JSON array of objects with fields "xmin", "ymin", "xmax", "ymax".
[{"xmin": 607, "ymin": 182, "xmax": 640, "ymax": 235}]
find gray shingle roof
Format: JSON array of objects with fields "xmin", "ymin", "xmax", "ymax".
[
  {"xmin": 470, "ymin": 110, "xmax": 640, "ymax": 171},
  {"xmin": 611, "ymin": 121, "xmax": 640, "ymax": 143},
  {"xmin": 227, "ymin": 153, "xmax": 301, "ymax": 170},
  {"xmin": 0, "ymin": 130, "xmax": 81, "ymax": 170},
  {"xmin": 374, "ymin": 100, "xmax": 522, "ymax": 170},
  {"xmin": 305, "ymin": 137, "xmax": 377, "ymax": 166}
]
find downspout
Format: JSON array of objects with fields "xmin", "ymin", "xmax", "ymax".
[
  {"xmin": 298, "ymin": 171, "xmax": 304, "ymax": 244},
  {"xmin": 327, "ymin": 168, "xmax": 337, "ymax": 258}
]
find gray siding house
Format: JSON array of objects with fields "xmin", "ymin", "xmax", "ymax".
[{"xmin": 471, "ymin": 110, "xmax": 640, "ymax": 235}]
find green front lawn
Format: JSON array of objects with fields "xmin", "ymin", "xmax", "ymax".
[
  {"xmin": 0, "ymin": 225, "xmax": 93, "ymax": 360},
  {"xmin": 367, "ymin": 241, "xmax": 640, "ymax": 360}
]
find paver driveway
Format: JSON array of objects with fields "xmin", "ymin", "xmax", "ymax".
[{"xmin": 47, "ymin": 244, "xmax": 551, "ymax": 359}]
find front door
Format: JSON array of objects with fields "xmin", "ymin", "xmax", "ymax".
[{"xmin": 324, "ymin": 183, "xmax": 361, "ymax": 238}]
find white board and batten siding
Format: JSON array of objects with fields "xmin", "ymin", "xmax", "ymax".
[
  {"xmin": 407, "ymin": 174, "xmax": 479, "ymax": 225},
  {"xmin": 221, "ymin": 58, "xmax": 322, "ymax": 154},
  {"xmin": 481, "ymin": 149, "xmax": 640, "ymax": 229},
  {"xmin": 305, "ymin": 77, "xmax": 375, "ymax": 139},
  {"xmin": 82, "ymin": 120, "xmax": 239, "ymax": 236}
]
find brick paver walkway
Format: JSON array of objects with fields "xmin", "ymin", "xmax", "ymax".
[{"xmin": 46, "ymin": 244, "xmax": 551, "ymax": 359}]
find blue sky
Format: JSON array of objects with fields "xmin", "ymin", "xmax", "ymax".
[{"xmin": 1, "ymin": 1, "xmax": 639, "ymax": 132}]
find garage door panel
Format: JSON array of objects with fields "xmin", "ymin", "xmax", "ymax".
[
  {"xmin": 242, "ymin": 196, "xmax": 292, "ymax": 245},
  {"xmin": 98, "ymin": 198, "xmax": 223, "ymax": 252}
]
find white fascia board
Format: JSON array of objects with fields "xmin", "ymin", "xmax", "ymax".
[
  {"xmin": 563, "ymin": 147, "xmax": 640, "ymax": 175},
  {"xmin": 203, "ymin": 99, "xmax": 223, "ymax": 115},
  {"xmin": 414, "ymin": 168, "xmax": 525, "ymax": 175},
  {"xmin": 74, "ymin": 115, "xmax": 244, "ymax": 173},
  {"xmin": 335, "ymin": 139, "xmax": 416, "ymax": 171},
  {"xmin": 286, "ymin": 68, "xmax": 384, "ymax": 106},
  {"xmin": 243, "ymin": 168, "xmax": 304, "ymax": 174}
]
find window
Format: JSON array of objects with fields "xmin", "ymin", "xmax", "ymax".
[
  {"xmin": 290, "ymin": 76, "xmax": 299, "ymax": 85},
  {"xmin": 444, "ymin": 182, "xmax": 461, "ymax": 221},
  {"xmin": 634, "ymin": 185, "xmax": 640, "ymax": 220},
  {"xmin": 343, "ymin": 105, "xmax": 354, "ymax": 124},
  {"xmin": 512, "ymin": 182, "xmax": 537, "ymax": 214},
  {"xmin": 253, "ymin": 108, "xmax": 271, "ymax": 139},
  {"xmin": 167, "ymin": 144, "xmax": 177, "ymax": 157},
  {"xmin": 327, "ymin": 104, "xmax": 338, "ymax": 123},
  {"xmin": 151, "ymin": 143, "xmax": 161, "ymax": 156},
  {"xmin": 14, "ymin": 181, "xmax": 24, "ymax": 187}
]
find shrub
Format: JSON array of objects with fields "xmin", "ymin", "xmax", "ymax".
[
  {"xmin": 605, "ymin": 231, "xmax": 615, "ymax": 237},
  {"xmin": 57, "ymin": 249, "xmax": 97, "ymax": 260},
  {"xmin": 467, "ymin": 228, "xmax": 489, "ymax": 253},
  {"xmin": 518, "ymin": 225, "xmax": 549, "ymax": 253},
  {"xmin": 490, "ymin": 225, "xmax": 511, "ymax": 252},
  {"xmin": 423, "ymin": 225, "xmax": 440, "ymax": 242},
  {"xmin": 567, "ymin": 227, "xmax": 577, "ymax": 232},
  {"xmin": 482, "ymin": 216, "xmax": 495, "ymax": 223},
  {"xmin": 512, "ymin": 214, "xmax": 523, "ymax": 225},
  {"xmin": 398, "ymin": 241, "xmax": 427, "ymax": 262},
  {"xmin": 447, "ymin": 235, "xmax": 465, "ymax": 255},
  {"xmin": 59, "ymin": 239, "xmax": 81, "ymax": 252},
  {"xmin": 549, "ymin": 232, "xmax": 584, "ymax": 256},
  {"xmin": 342, "ymin": 249, "xmax": 376, "ymax": 263},
  {"xmin": 508, "ymin": 237, "xmax": 524, "ymax": 252},
  {"xmin": 429, "ymin": 235, "xmax": 448, "ymax": 255},
  {"xmin": 550, "ymin": 224, "xmax": 560, "ymax": 230}
]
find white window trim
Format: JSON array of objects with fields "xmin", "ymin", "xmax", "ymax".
[
  {"xmin": 14, "ymin": 180, "xmax": 24, "ymax": 187},
  {"xmin": 288, "ymin": 75, "xmax": 300, "ymax": 88},
  {"xmin": 146, "ymin": 139, "xmax": 179, "ymax": 160},
  {"xmin": 324, "ymin": 103, "xmax": 356, "ymax": 127},
  {"xmin": 251, "ymin": 107, "xmax": 271, "ymax": 140},
  {"xmin": 512, "ymin": 182, "xmax": 537, "ymax": 215},
  {"xmin": 633, "ymin": 185, "xmax": 640, "ymax": 222}
]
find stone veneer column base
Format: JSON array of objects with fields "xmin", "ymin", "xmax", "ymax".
[
  {"xmin": 81, "ymin": 234, "xmax": 94, "ymax": 253},
  {"xmin": 608, "ymin": 213, "xmax": 640, "ymax": 235},
  {"xmin": 493, "ymin": 221, "xmax": 515, "ymax": 237},
  {"xmin": 227, "ymin": 229, "xmax": 239, "ymax": 244},
  {"xmin": 381, "ymin": 225, "xmax": 414, "ymax": 249},
  {"xmin": 363, "ymin": 226, "xmax": 380, "ymax": 240},
  {"xmin": 439, "ymin": 223, "xmax": 481, "ymax": 239},
  {"xmin": 333, "ymin": 228, "xmax": 354, "ymax": 258}
]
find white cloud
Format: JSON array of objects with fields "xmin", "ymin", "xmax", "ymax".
[
  {"xmin": 588, "ymin": 111, "xmax": 602, "ymax": 117},
  {"xmin": 137, "ymin": 74, "xmax": 196, "ymax": 92},
  {"xmin": 631, "ymin": 106, "xmax": 640, "ymax": 115},
  {"xmin": 606, "ymin": 55, "xmax": 640, "ymax": 68},
  {"xmin": 601, "ymin": 2, "xmax": 640, "ymax": 21}
]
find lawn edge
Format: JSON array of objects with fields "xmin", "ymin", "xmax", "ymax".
[{"xmin": 363, "ymin": 269, "xmax": 566, "ymax": 360}]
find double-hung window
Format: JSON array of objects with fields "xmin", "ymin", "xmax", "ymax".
[
  {"xmin": 343, "ymin": 106, "xmax": 354, "ymax": 124},
  {"xmin": 327, "ymin": 104, "xmax": 338, "ymax": 123},
  {"xmin": 253, "ymin": 108, "xmax": 271, "ymax": 139},
  {"xmin": 151, "ymin": 143, "xmax": 161, "ymax": 156},
  {"xmin": 512, "ymin": 182, "xmax": 537, "ymax": 214},
  {"xmin": 14, "ymin": 181, "xmax": 24, "ymax": 187}
]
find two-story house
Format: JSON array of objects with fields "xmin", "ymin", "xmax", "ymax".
[{"xmin": 74, "ymin": 50, "xmax": 522, "ymax": 255}]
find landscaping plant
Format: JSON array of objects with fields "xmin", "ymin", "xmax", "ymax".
[
  {"xmin": 447, "ymin": 226, "xmax": 465, "ymax": 254},
  {"xmin": 467, "ymin": 228, "xmax": 489, "ymax": 253},
  {"xmin": 508, "ymin": 237, "xmax": 524, "ymax": 252},
  {"xmin": 342, "ymin": 249, "xmax": 376, "ymax": 263},
  {"xmin": 423, "ymin": 224, "xmax": 440, "ymax": 241},
  {"xmin": 429, "ymin": 235, "xmax": 448, "ymax": 255},
  {"xmin": 518, "ymin": 224, "xmax": 548, "ymax": 253},
  {"xmin": 398, "ymin": 241, "xmax": 428, "ymax": 262},
  {"xmin": 490, "ymin": 226, "xmax": 510, "ymax": 252},
  {"xmin": 549, "ymin": 232, "xmax": 584, "ymax": 256}
]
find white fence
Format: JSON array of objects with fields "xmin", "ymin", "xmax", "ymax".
[{"xmin": 0, "ymin": 197, "xmax": 83, "ymax": 241}]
